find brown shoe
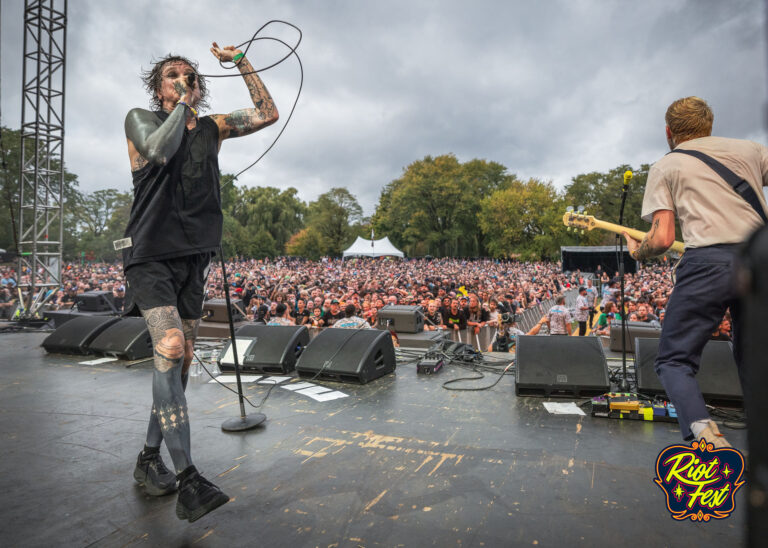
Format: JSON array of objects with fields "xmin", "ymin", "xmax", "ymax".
[{"xmin": 698, "ymin": 421, "xmax": 732, "ymax": 449}]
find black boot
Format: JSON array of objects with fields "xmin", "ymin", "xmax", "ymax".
[
  {"xmin": 133, "ymin": 447, "xmax": 177, "ymax": 496},
  {"xmin": 175, "ymin": 466, "xmax": 230, "ymax": 522}
]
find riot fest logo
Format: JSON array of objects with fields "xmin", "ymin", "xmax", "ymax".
[{"xmin": 654, "ymin": 439, "xmax": 745, "ymax": 521}]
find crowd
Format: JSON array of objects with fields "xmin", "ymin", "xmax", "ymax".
[{"xmin": 0, "ymin": 257, "xmax": 732, "ymax": 341}]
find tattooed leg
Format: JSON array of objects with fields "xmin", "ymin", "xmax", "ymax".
[
  {"xmin": 145, "ymin": 318, "xmax": 201, "ymax": 447},
  {"xmin": 181, "ymin": 318, "xmax": 201, "ymax": 379},
  {"xmin": 141, "ymin": 306, "xmax": 192, "ymax": 473},
  {"xmin": 145, "ymin": 406, "xmax": 164, "ymax": 448}
]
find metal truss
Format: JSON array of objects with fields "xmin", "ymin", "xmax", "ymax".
[{"xmin": 17, "ymin": 0, "xmax": 67, "ymax": 313}]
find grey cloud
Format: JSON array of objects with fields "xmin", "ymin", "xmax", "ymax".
[{"xmin": 1, "ymin": 0, "xmax": 765, "ymax": 216}]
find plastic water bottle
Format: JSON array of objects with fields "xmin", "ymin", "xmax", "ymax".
[
  {"xmin": 190, "ymin": 357, "xmax": 203, "ymax": 377},
  {"xmin": 210, "ymin": 349, "xmax": 221, "ymax": 376}
]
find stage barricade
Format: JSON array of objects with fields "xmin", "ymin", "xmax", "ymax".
[
  {"xmin": 236, "ymin": 289, "xmax": 580, "ymax": 353},
  {"xmin": 302, "ymin": 325, "xmax": 497, "ymax": 351}
]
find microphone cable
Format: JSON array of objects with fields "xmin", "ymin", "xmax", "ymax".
[{"xmin": 197, "ymin": 20, "xmax": 304, "ymax": 183}]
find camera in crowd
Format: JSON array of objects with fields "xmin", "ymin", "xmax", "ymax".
[{"xmin": 500, "ymin": 311, "xmax": 517, "ymax": 324}]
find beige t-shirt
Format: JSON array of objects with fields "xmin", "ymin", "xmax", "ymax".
[{"xmin": 642, "ymin": 136, "xmax": 768, "ymax": 248}]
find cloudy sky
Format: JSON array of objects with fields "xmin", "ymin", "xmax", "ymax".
[{"xmin": 1, "ymin": 0, "xmax": 765, "ymax": 215}]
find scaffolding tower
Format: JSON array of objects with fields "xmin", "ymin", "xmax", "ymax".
[{"xmin": 16, "ymin": 0, "xmax": 68, "ymax": 315}]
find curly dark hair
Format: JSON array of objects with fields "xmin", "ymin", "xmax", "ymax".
[{"xmin": 141, "ymin": 54, "xmax": 210, "ymax": 112}]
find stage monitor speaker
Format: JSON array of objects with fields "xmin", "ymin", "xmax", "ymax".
[
  {"xmin": 609, "ymin": 321, "xmax": 662, "ymax": 352},
  {"xmin": 44, "ymin": 310, "xmax": 91, "ymax": 329},
  {"xmin": 88, "ymin": 317, "xmax": 153, "ymax": 360},
  {"xmin": 216, "ymin": 324, "xmax": 310, "ymax": 374},
  {"xmin": 515, "ymin": 335, "xmax": 609, "ymax": 397},
  {"xmin": 75, "ymin": 290, "xmax": 117, "ymax": 313},
  {"xmin": 296, "ymin": 328, "xmax": 396, "ymax": 384},
  {"xmin": 377, "ymin": 305, "xmax": 424, "ymax": 333},
  {"xmin": 42, "ymin": 315, "xmax": 120, "ymax": 355},
  {"xmin": 202, "ymin": 298, "xmax": 245, "ymax": 323},
  {"xmin": 396, "ymin": 330, "xmax": 448, "ymax": 350},
  {"xmin": 634, "ymin": 337, "xmax": 743, "ymax": 405}
]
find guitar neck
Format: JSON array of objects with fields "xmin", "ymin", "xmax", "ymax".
[{"xmin": 591, "ymin": 218, "xmax": 686, "ymax": 254}]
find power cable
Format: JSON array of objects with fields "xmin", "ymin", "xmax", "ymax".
[
  {"xmin": 193, "ymin": 349, "xmax": 278, "ymax": 410},
  {"xmin": 193, "ymin": 321, "xmax": 371, "ymax": 411}
]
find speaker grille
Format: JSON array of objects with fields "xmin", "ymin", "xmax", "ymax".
[
  {"xmin": 635, "ymin": 337, "xmax": 742, "ymax": 405},
  {"xmin": 296, "ymin": 328, "xmax": 396, "ymax": 384},
  {"xmin": 42, "ymin": 316, "xmax": 120, "ymax": 355},
  {"xmin": 515, "ymin": 335, "xmax": 609, "ymax": 397},
  {"xmin": 219, "ymin": 325, "xmax": 310, "ymax": 374}
]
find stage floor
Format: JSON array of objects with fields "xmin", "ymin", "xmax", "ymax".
[{"xmin": 0, "ymin": 332, "xmax": 746, "ymax": 547}]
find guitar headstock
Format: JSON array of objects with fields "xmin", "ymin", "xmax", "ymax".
[{"xmin": 562, "ymin": 207, "xmax": 597, "ymax": 231}]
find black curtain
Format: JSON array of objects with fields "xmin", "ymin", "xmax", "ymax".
[{"xmin": 561, "ymin": 249, "xmax": 637, "ymax": 275}]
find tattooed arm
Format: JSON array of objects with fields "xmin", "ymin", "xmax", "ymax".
[
  {"xmin": 125, "ymin": 77, "xmax": 196, "ymax": 170},
  {"xmin": 209, "ymin": 42, "xmax": 279, "ymax": 145},
  {"xmin": 623, "ymin": 210, "xmax": 677, "ymax": 261}
]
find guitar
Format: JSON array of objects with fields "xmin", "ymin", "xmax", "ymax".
[{"xmin": 562, "ymin": 211, "xmax": 686, "ymax": 254}]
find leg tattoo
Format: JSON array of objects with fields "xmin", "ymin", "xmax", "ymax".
[
  {"xmin": 181, "ymin": 318, "xmax": 201, "ymax": 378},
  {"xmin": 141, "ymin": 306, "xmax": 193, "ymax": 473},
  {"xmin": 145, "ymin": 318, "xmax": 200, "ymax": 447}
]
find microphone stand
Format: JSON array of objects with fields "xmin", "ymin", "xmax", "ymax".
[
  {"xmin": 617, "ymin": 171, "xmax": 632, "ymax": 392},
  {"xmin": 218, "ymin": 247, "xmax": 266, "ymax": 432}
]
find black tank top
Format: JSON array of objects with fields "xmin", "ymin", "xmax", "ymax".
[{"xmin": 122, "ymin": 112, "xmax": 222, "ymax": 269}]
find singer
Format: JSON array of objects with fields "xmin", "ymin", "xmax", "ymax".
[
  {"xmin": 623, "ymin": 96, "xmax": 767, "ymax": 448},
  {"xmin": 121, "ymin": 43, "xmax": 278, "ymax": 522}
]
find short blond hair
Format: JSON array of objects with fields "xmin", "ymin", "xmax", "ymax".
[{"xmin": 665, "ymin": 96, "xmax": 713, "ymax": 142}]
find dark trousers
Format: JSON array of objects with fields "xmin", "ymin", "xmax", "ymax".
[
  {"xmin": 655, "ymin": 245, "xmax": 743, "ymax": 439},
  {"xmin": 578, "ymin": 321, "xmax": 587, "ymax": 336}
]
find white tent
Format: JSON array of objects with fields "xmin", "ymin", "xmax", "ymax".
[{"xmin": 342, "ymin": 236, "xmax": 404, "ymax": 258}]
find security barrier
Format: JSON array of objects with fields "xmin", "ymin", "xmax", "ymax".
[{"xmin": 299, "ymin": 287, "xmax": 580, "ymax": 352}]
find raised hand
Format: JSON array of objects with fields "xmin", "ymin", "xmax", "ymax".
[
  {"xmin": 208, "ymin": 40, "xmax": 279, "ymax": 142},
  {"xmin": 210, "ymin": 42, "xmax": 242, "ymax": 63}
]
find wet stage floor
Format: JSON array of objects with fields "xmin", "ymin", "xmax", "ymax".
[{"xmin": 0, "ymin": 332, "xmax": 746, "ymax": 547}]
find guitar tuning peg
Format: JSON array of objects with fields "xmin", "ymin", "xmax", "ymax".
[
  {"xmin": 581, "ymin": 230, "xmax": 585, "ymax": 235},
  {"xmin": 566, "ymin": 227, "xmax": 571, "ymax": 232},
  {"xmin": 566, "ymin": 206, "xmax": 574, "ymax": 212}
]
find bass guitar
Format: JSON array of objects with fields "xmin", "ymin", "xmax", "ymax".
[{"xmin": 562, "ymin": 211, "xmax": 685, "ymax": 254}]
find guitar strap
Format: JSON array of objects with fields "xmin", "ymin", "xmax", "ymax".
[{"xmin": 669, "ymin": 148, "xmax": 768, "ymax": 225}]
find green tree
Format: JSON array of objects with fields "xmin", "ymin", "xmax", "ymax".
[
  {"xmin": 372, "ymin": 154, "xmax": 513, "ymax": 257},
  {"xmin": 479, "ymin": 178, "xmax": 576, "ymax": 260},
  {"xmin": 285, "ymin": 227, "xmax": 324, "ymax": 260},
  {"xmin": 306, "ymin": 187, "xmax": 364, "ymax": 256},
  {"xmin": 232, "ymin": 186, "xmax": 306, "ymax": 249},
  {"xmin": 0, "ymin": 125, "xmax": 80, "ymax": 253},
  {"xmin": 223, "ymin": 182, "xmax": 306, "ymax": 256},
  {"xmin": 67, "ymin": 189, "xmax": 133, "ymax": 261},
  {"xmin": 221, "ymin": 212, "xmax": 245, "ymax": 258},
  {"xmin": 219, "ymin": 173, "xmax": 239, "ymax": 213},
  {"xmin": 563, "ymin": 164, "xmax": 653, "ymax": 245},
  {"xmin": 72, "ymin": 189, "xmax": 131, "ymax": 238}
]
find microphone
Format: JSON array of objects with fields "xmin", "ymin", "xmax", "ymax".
[{"xmin": 623, "ymin": 170, "xmax": 633, "ymax": 186}]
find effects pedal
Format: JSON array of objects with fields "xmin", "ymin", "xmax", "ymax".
[
  {"xmin": 591, "ymin": 393, "xmax": 677, "ymax": 423},
  {"xmin": 417, "ymin": 356, "xmax": 444, "ymax": 375}
]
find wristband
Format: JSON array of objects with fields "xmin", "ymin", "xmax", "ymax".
[
  {"xmin": 177, "ymin": 100, "xmax": 198, "ymax": 117},
  {"xmin": 233, "ymin": 52, "xmax": 244, "ymax": 62}
]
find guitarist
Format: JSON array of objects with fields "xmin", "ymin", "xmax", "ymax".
[{"xmin": 623, "ymin": 96, "xmax": 768, "ymax": 449}]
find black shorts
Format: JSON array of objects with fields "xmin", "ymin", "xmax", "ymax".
[{"xmin": 124, "ymin": 253, "xmax": 212, "ymax": 319}]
